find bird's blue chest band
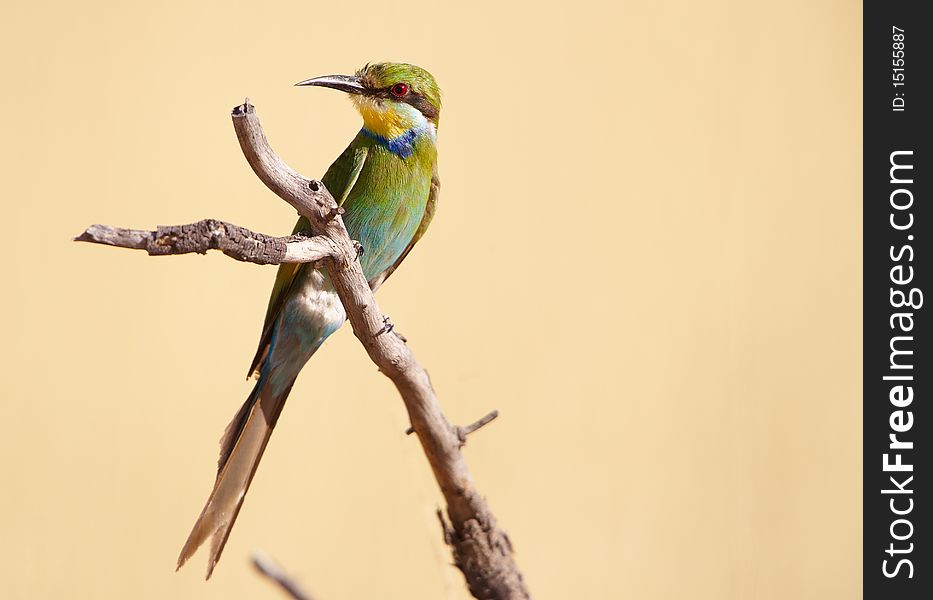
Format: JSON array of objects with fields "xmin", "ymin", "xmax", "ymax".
[{"xmin": 361, "ymin": 128, "xmax": 418, "ymax": 158}]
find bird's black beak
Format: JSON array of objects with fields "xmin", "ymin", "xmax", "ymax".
[{"xmin": 295, "ymin": 74, "xmax": 367, "ymax": 95}]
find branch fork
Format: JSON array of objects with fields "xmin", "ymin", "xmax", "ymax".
[{"xmin": 76, "ymin": 100, "xmax": 530, "ymax": 600}]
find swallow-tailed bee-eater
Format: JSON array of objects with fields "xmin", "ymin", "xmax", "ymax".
[{"xmin": 177, "ymin": 62, "xmax": 441, "ymax": 577}]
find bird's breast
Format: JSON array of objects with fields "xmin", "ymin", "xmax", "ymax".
[{"xmin": 342, "ymin": 138, "xmax": 436, "ymax": 280}]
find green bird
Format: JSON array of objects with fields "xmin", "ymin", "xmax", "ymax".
[{"xmin": 177, "ymin": 62, "xmax": 441, "ymax": 578}]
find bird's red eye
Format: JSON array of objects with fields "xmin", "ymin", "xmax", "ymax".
[{"xmin": 390, "ymin": 83, "xmax": 409, "ymax": 97}]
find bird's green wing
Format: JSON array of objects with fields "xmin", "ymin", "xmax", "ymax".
[
  {"xmin": 334, "ymin": 145, "xmax": 368, "ymax": 207},
  {"xmin": 369, "ymin": 168, "xmax": 439, "ymax": 291},
  {"xmin": 247, "ymin": 143, "xmax": 369, "ymax": 377}
]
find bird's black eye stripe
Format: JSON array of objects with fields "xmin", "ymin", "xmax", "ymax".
[{"xmin": 407, "ymin": 94, "xmax": 439, "ymax": 121}]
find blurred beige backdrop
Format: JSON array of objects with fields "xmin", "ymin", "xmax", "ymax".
[{"xmin": 1, "ymin": 1, "xmax": 860, "ymax": 598}]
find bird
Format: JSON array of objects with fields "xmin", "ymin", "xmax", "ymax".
[{"xmin": 176, "ymin": 62, "xmax": 441, "ymax": 578}]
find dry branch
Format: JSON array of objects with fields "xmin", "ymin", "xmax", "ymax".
[
  {"xmin": 75, "ymin": 221, "xmax": 337, "ymax": 265},
  {"xmin": 76, "ymin": 101, "xmax": 530, "ymax": 599},
  {"xmin": 252, "ymin": 552, "xmax": 315, "ymax": 600}
]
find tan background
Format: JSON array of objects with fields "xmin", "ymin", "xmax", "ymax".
[{"xmin": 1, "ymin": 1, "xmax": 861, "ymax": 598}]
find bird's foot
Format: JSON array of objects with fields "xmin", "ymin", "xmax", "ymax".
[
  {"xmin": 376, "ymin": 315, "xmax": 394, "ymax": 335},
  {"xmin": 376, "ymin": 315, "xmax": 407, "ymax": 342}
]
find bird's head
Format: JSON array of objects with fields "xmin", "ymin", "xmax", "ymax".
[{"xmin": 297, "ymin": 62, "xmax": 441, "ymax": 141}]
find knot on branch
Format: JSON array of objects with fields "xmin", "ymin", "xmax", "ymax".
[
  {"xmin": 150, "ymin": 219, "xmax": 287, "ymax": 264},
  {"xmin": 439, "ymin": 511, "xmax": 528, "ymax": 600},
  {"xmin": 324, "ymin": 203, "xmax": 344, "ymax": 222},
  {"xmin": 304, "ymin": 183, "xmax": 344, "ymax": 222}
]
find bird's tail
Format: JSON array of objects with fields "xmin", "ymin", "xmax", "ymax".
[{"xmin": 176, "ymin": 370, "xmax": 295, "ymax": 578}]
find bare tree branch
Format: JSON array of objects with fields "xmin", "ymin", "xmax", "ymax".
[
  {"xmin": 457, "ymin": 410, "xmax": 501, "ymax": 444},
  {"xmin": 406, "ymin": 409, "xmax": 499, "ymax": 445},
  {"xmin": 76, "ymin": 100, "xmax": 531, "ymax": 600},
  {"xmin": 75, "ymin": 221, "xmax": 338, "ymax": 265},
  {"xmin": 252, "ymin": 552, "xmax": 315, "ymax": 600}
]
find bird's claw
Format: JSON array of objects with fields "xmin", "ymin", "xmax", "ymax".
[
  {"xmin": 376, "ymin": 315, "xmax": 407, "ymax": 341},
  {"xmin": 377, "ymin": 315, "xmax": 395, "ymax": 335}
]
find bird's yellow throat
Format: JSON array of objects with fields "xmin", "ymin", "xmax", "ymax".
[{"xmin": 352, "ymin": 95, "xmax": 427, "ymax": 140}]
